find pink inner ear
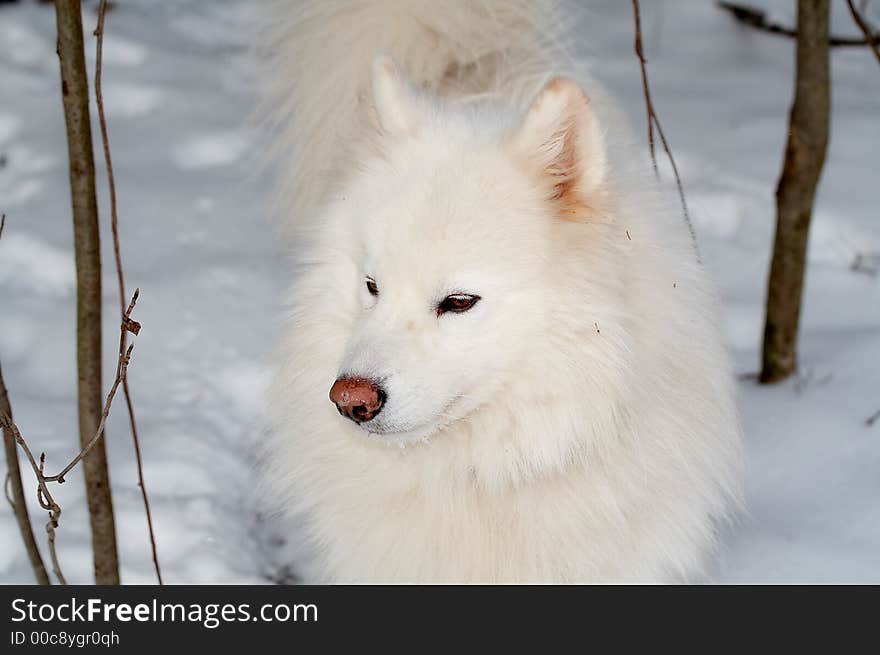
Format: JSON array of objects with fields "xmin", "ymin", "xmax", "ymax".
[
  {"xmin": 544, "ymin": 119, "xmax": 581, "ymax": 203},
  {"xmin": 530, "ymin": 108, "xmax": 591, "ymax": 218},
  {"xmin": 512, "ymin": 78, "xmax": 607, "ymax": 220}
]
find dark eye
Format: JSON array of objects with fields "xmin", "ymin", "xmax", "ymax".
[
  {"xmin": 366, "ymin": 277, "xmax": 379, "ymax": 296},
  {"xmin": 437, "ymin": 294, "xmax": 480, "ymax": 315}
]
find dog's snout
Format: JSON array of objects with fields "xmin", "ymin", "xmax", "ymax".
[{"xmin": 329, "ymin": 377, "xmax": 386, "ymax": 423}]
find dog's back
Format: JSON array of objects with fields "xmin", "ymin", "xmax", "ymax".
[{"xmin": 261, "ymin": 0, "xmax": 571, "ymax": 228}]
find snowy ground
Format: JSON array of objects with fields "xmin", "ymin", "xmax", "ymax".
[{"xmin": 1, "ymin": 1, "xmax": 878, "ymax": 584}]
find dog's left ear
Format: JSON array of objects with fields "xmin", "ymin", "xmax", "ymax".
[
  {"xmin": 510, "ymin": 78, "xmax": 607, "ymax": 214},
  {"xmin": 370, "ymin": 55, "xmax": 423, "ymax": 137}
]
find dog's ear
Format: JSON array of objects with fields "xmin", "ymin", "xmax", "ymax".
[
  {"xmin": 370, "ymin": 55, "xmax": 422, "ymax": 137},
  {"xmin": 510, "ymin": 78, "xmax": 607, "ymax": 215}
]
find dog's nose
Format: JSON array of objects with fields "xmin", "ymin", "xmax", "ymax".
[{"xmin": 329, "ymin": 377, "xmax": 386, "ymax": 423}]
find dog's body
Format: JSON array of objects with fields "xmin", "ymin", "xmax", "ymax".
[{"xmin": 261, "ymin": 0, "xmax": 742, "ymax": 583}]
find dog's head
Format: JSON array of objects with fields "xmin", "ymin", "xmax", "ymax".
[{"xmin": 325, "ymin": 56, "xmax": 612, "ymax": 443}]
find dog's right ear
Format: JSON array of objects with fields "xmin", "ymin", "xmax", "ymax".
[{"xmin": 370, "ymin": 55, "xmax": 423, "ymax": 137}]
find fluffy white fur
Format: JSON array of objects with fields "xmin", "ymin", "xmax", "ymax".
[{"xmin": 260, "ymin": 0, "xmax": 743, "ymax": 583}]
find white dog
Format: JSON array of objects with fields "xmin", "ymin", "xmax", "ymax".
[{"xmin": 259, "ymin": 0, "xmax": 742, "ymax": 582}]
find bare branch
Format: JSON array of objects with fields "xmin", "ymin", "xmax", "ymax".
[
  {"xmin": 846, "ymin": 0, "xmax": 880, "ymax": 66},
  {"xmin": 93, "ymin": 0, "xmax": 162, "ymax": 585},
  {"xmin": 4, "ymin": 291, "xmax": 141, "ymax": 585},
  {"xmin": 94, "ymin": 0, "xmax": 125, "ymax": 322},
  {"xmin": 54, "ymin": 0, "xmax": 118, "ymax": 585},
  {"xmin": 719, "ymin": 1, "xmax": 880, "ymax": 47},
  {"xmin": 0, "ymin": 416, "xmax": 67, "ymax": 585},
  {"xmin": 632, "ymin": 3, "xmax": 656, "ymax": 172},
  {"xmin": 44, "ymin": 293, "xmax": 139, "ymax": 485},
  {"xmin": 43, "ymin": 344, "xmax": 132, "ymax": 484},
  {"xmin": 631, "ymin": 0, "xmax": 697, "ymax": 255}
]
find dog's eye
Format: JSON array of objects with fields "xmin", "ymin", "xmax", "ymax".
[
  {"xmin": 366, "ymin": 277, "xmax": 379, "ymax": 296},
  {"xmin": 437, "ymin": 294, "xmax": 480, "ymax": 315}
]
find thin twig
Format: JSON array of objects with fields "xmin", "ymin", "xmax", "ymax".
[
  {"xmin": 94, "ymin": 2, "xmax": 124, "ymax": 321},
  {"xmin": 1, "ymin": 369, "xmax": 52, "ymax": 585},
  {"xmin": 2, "ymin": 291, "xmax": 141, "ymax": 585},
  {"xmin": 867, "ymin": 408, "xmax": 880, "ymax": 427},
  {"xmin": 0, "ymin": 214, "xmax": 5, "ymax": 240},
  {"xmin": 0, "ymin": 416, "xmax": 67, "ymax": 585},
  {"xmin": 631, "ymin": 0, "xmax": 697, "ymax": 255},
  {"xmin": 846, "ymin": 0, "xmax": 880, "ymax": 66},
  {"xmin": 719, "ymin": 1, "xmax": 880, "ymax": 47},
  {"xmin": 632, "ymin": 5, "xmax": 656, "ymax": 173},
  {"xmin": 46, "ymin": 291, "xmax": 138, "ymax": 484},
  {"xmin": 43, "ymin": 345, "xmax": 133, "ymax": 484},
  {"xmin": 93, "ymin": 0, "xmax": 162, "ymax": 585}
]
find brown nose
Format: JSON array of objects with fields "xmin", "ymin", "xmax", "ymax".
[{"xmin": 329, "ymin": 377, "xmax": 386, "ymax": 423}]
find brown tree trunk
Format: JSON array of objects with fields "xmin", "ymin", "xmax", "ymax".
[
  {"xmin": 1, "ymin": 362, "xmax": 51, "ymax": 585},
  {"xmin": 54, "ymin": 0, "xmax": 119, "ymax": 583},
  {"xmin": 760, "ymin": 0, "xmax": 830, "ymax": 384}
]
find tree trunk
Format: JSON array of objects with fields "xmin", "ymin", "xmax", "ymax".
[
  {"xmin": 1, "ymin": 362, "xmax": 51, "ymax": 585},
  {"xmin": 54, "ymin": 0, "xmax": 119, "ymax": 584},
  {"xmin": 760, "ymin": 0, "xmax": 830, "ymax": 384}
]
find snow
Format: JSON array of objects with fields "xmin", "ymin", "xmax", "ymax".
[
  {"xmin": 0, "ymin": 0, "xmax": 277, "ymax": 585},
  {"xmin": 172, "ymin": 132, "xmax": 250, "ymax": 170},
  {"xmin": 1, "ymin": 0, "xmax": 878, "ymax": 584}
]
